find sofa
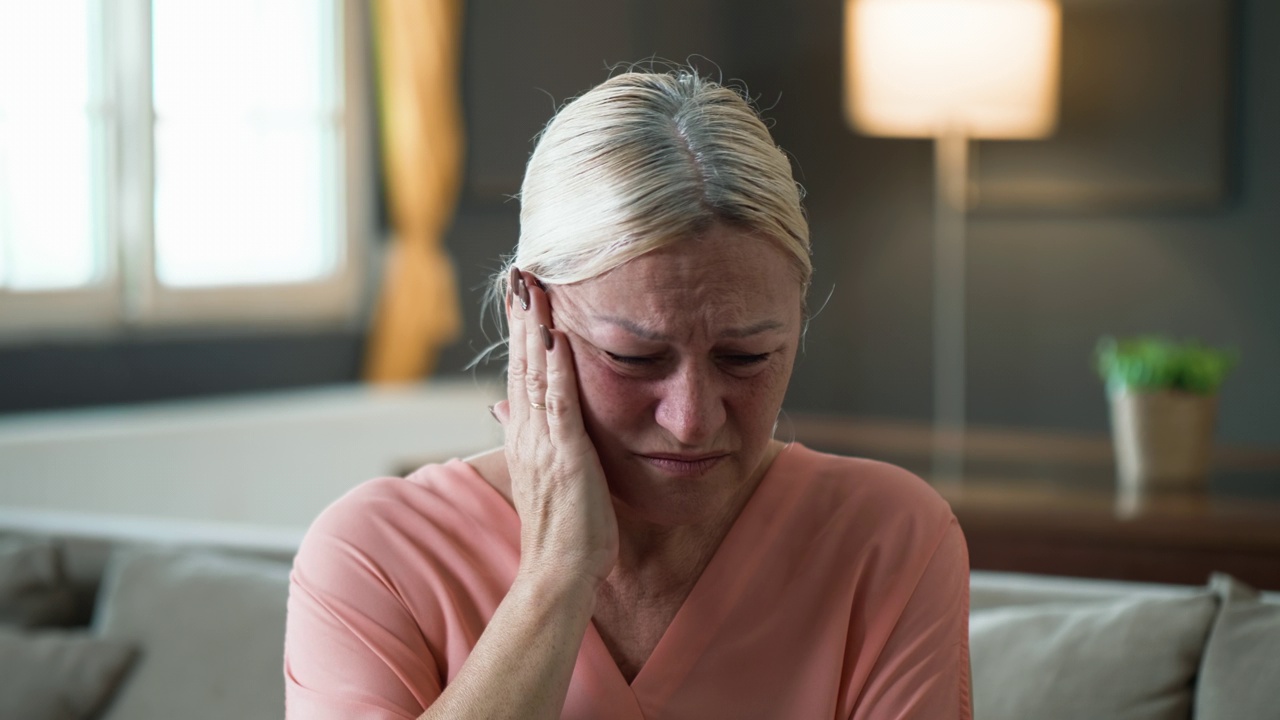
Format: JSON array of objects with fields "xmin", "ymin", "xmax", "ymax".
[{"xmin": 2, "ymin": 509, "xmax": 1277, "ymax": 720}]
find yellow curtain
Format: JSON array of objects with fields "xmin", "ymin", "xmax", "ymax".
[{"xmin": 363, "ymin": 0, "xmax": 465, "ymax": 382}]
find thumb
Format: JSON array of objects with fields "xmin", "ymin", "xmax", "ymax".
[{"xmin": 490, "ymin": 399, "xmax": 511, "ymax": 426}]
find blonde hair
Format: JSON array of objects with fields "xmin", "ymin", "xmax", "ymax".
[{"xmin": 486, "ymin": 69, "xmax": 810, "ymax": 346}]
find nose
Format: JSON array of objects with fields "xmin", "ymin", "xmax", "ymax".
[{"xmin": 654, "ymin": 360, "xmax": 725, "ymax": 446}]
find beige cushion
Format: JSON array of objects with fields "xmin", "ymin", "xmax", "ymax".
[
  {"xmin": 970, "ymin": 593, "xmax": 1216, "ymax": 720},
  {"xmin": 970, "ymin": 571, "xmax": 1202, "ymax": 611},
  {"xmin": 94, "ymin": 547, "xmax": 291, "ymax": 720},
  {"xmin": 0, "ymin": 536, "xmax": 79, "ymax": 627},
  {"xmin": 1195, "ymin": 573, "xmax": 1280, "ymax": 720},
  {"xmin": 0, "ymin": 626, "xmax": 136, "ymax": 720}
]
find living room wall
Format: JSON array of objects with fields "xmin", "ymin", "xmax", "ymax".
[
  {"xmin": 439, "ymin": 0, "xmax": 1280, "ymax": 449},
  {"xmin": 2, "ymin": 0, "xmax": 1276, "ymax": 450}
]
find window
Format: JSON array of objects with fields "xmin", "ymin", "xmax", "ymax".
[{"xmin": 0, "ymin": 0, "xmax": 372, "ymax": 337}]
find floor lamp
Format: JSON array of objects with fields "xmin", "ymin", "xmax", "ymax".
[{"xmin": 843, "ymin": 0, "xmax": 1061, "ymax": 480}]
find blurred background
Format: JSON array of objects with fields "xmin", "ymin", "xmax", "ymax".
[
  {"xmin": 3, "ymin": 8, "xmax": 1278, "ymax": 715},
  {"xmin": 1, "ymin": 0, "xmax": 1277, "ymax": 531}
]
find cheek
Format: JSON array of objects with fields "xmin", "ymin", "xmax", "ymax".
[
  {"xmin": 729, "ymin": 362, "xmax": 793, "ymax": 427},
  {"xmin": 573, "ymin": 354, "xmax": 653, "ymax": 434}
]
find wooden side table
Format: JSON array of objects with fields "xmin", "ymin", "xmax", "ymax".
[
  {"xmin": 934, "ymin": 478, "xmax": 1280, "ymax": 589},
  {"xmin": 788, "ymin": 413, "xmax": 1280, "ymax": 589}
]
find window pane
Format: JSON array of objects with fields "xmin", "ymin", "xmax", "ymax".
[
  {"xmin": 151, "ymin": 0, "xmax": 341, "ymax": 288},
  {"xmin": 0, "ymin": 0, "xmax": 103, "ymax": 291}
]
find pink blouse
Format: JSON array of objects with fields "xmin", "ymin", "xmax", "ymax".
[{"xmin": 285, "ymin": 443, "xmax": 972, "ymax": 719}]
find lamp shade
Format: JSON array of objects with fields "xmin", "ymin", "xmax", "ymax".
[{"xmin": 844, "ymin": 0, "xmax": 1061, "ymax": 139}]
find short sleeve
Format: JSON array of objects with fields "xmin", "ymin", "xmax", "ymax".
[
  {"xmin": 284, "ymin": 500, "xmax": 443, "ymax": 720},
  {"xmin": 849, "ymin": 518, "xmax": 973, "ymax": 720}
]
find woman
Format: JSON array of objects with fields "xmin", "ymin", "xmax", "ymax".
[{"xmin": 285, "ymin": 69, "xmax": 972, "ymax": 719}]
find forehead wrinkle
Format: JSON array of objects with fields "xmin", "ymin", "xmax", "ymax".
[
  {"xmin": 592, "ymin": 314, "xmax": 785, "ymax": 342},
  {"xmin": 719, "ymin": 319, "xmax": 785, "ymax": 339},
  {"xmin": 550, "ymin": 227, "xmax": 802, "ymax": 345},
  {"xmin": 595, "ymin": 315, "xmax": 671, "ymax": 342}
]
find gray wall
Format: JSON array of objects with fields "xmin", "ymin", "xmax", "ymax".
[{"xmin": 441, "ymin": 0, "xmax": 1279, "ymax": 449}]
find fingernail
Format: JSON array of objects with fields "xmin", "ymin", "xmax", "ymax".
[
  {"xmin": 487, "ymin": 404, "xmax": 498, "ymax": 422},
  {"xmin": 530, "ymin": 275, "xmax": 546, "ymax": 291},
  {"xmin": 508, "ymin": 267, "xmax": 527, "ymax": 311},
  {"xmin": 539, "ymin": 324, "xmax": 554, "ymax": 350}
]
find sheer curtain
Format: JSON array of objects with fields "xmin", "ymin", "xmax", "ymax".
[{"xmin": 363, "ymin": 0, "xmax": 465, "ymax": 382}]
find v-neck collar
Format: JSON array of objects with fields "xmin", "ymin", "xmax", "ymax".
[
  {"xmin": 456, "ymin": 443, "xmax": 802, "ymax": 716},
  {"xmin": 588, "ymin": 444, "xmax": 799, "ymax": 709}
]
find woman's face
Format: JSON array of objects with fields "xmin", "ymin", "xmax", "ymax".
[{"xmin": 549, "ymin": 224, "xmax": 803, "ymax": 527}]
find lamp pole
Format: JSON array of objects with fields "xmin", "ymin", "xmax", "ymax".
[
  {"xmin": 843, "ymin": 0, "xmax": 1061, "ymax": 480},
  {"xmin": 932, "ymin": 129, "xmax": 968, "ymax": 481}
]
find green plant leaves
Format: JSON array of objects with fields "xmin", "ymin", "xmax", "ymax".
[{"xmin": 1094, "ymin": 336, "xmax": 1238, "ymax": 395}]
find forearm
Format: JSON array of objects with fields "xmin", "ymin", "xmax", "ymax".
[{"xmin": 418, "ymin": 570, "xmax": 596, "ymax": 720}]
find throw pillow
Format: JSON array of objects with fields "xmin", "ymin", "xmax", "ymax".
[
  {"xmin": 1195, "ymin": 573, "xmax": 1280, "ymax": 720},
  {"xmin": 0, "ymin": 536, "xmax": 79, "ymax": 627},
  {"xmin": 0, "ymin": 626, "xmax": 137, "ymax": 720},
  {"xmin": 970, "ymin": 593, "xmax": 1216, "ymax": 720},
  {"xmin": 93, "ymin": 546, "xmax": 291, "ymax": 720}
]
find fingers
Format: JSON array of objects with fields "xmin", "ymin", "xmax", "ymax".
[
  {"xmin": 505, "ymin": 267, "xmax": 530, "ymax": 422},
  {"xmin": 543, "ymin": 326, "xmax": 588, "ymax": 450},
  {"xmin": 506, "ymin": 269, "xmax": 588, "ymax": 451},
  {"xmin": 523, "ymin": 303, "xmax": 551, "ymax": 415},
  {"xmin": 507, "ymin": 268, "xmax": 553, "ymax": 417}
]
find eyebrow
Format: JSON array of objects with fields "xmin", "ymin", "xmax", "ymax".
[{"xmin": 595, "ymin": 315, "xmax": 785, "ymax": 341}]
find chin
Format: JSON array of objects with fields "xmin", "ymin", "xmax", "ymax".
[{"xmin": 604, "ymin": 455, "xmax": 746, "ymax": 527}]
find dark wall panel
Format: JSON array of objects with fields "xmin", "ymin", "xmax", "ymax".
[{"xmin": 0, "ymin": 332, "xmax": 364, "ymax": 411}]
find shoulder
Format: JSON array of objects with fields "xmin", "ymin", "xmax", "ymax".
[
  {"xmin": 764, "ymin": 444, "xmax": 969, "ymax": 615},
  {"xmin": 294, "ymin": 460, "xmax": 517, "ymax": 582},
  {"xmin": 303, "ymin": 464, "xmax": 448, "ymax": 543},
  {"xmin": 776, "ymin": 444, "xmax": 955, "ymax": 530},
  {"xmin": 757, "ymin": 444, "xmax": 961, "ymax": 584}
]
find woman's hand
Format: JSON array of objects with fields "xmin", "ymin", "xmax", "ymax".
[
  {"xmin": 494, "ymin": 268, "xmax": 619, "ymax": 591},
  {"xmin": 411, "ymin": 272, "xmax": 616, "ymax": 720}
]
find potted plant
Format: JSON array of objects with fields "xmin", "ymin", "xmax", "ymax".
[{"xmin": 1095, "ymin": 336, "xmax": 1238, "ymax": 491}]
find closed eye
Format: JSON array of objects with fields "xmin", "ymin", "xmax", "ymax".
[
  {"xmin": 605, "ymin": 351, "xmax": 770, "ymax": 369},
  {"xmin": 721, "ymin": 353, "xmax": 770, "ymax": 366},
  {"xmin": 606, "ymin": 352, "xmax": 659, "ymax": 366}
]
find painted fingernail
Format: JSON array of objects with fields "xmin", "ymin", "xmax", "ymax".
[
  {"xmin": 508, "ymin": 267, "xmax": 526, "ymax": 310},
  {"xmin": 539, "ymin": 324, "xmax": 554, "ymax": 351},
  {"xmin": 512, "ymin": 274, "xmax": 527, "ymax": 308},
  {"xmin": 529, "ymin": 275, "xmax": 546, "ymax": 291},
  {"xmin": 487, "ymin": 404, "xmax": 499, "ymax": 423}
]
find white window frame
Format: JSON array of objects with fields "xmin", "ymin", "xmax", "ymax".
[{"xmin": 0, "ymin": 0, "xmax": 374, "ymax": 340}]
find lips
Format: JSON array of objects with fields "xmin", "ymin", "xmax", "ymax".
[{"xmin": 636, "ymin": 452, "xmax": 728, "ymax": 477}]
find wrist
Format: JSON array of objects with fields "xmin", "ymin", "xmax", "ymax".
[{"xmin": 511, "ymin": 563, "xmax": 601, "ymax": 616}]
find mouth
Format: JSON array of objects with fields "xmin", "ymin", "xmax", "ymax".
[{"xmin": 635, "ymin": 452, "xmax": 728, "ymax": 477}]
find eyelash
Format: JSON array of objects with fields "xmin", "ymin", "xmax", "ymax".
[
  {"xmin": 606, "ymin": 352, "xmax": 770, "ymax": 367},
  {"xmin": 606, "ymin": 353, "xmax": 653, "ymax": 366},
  {"xmin": 722, "ymin": 353, "xmax": 770, "ymax": 367}
]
